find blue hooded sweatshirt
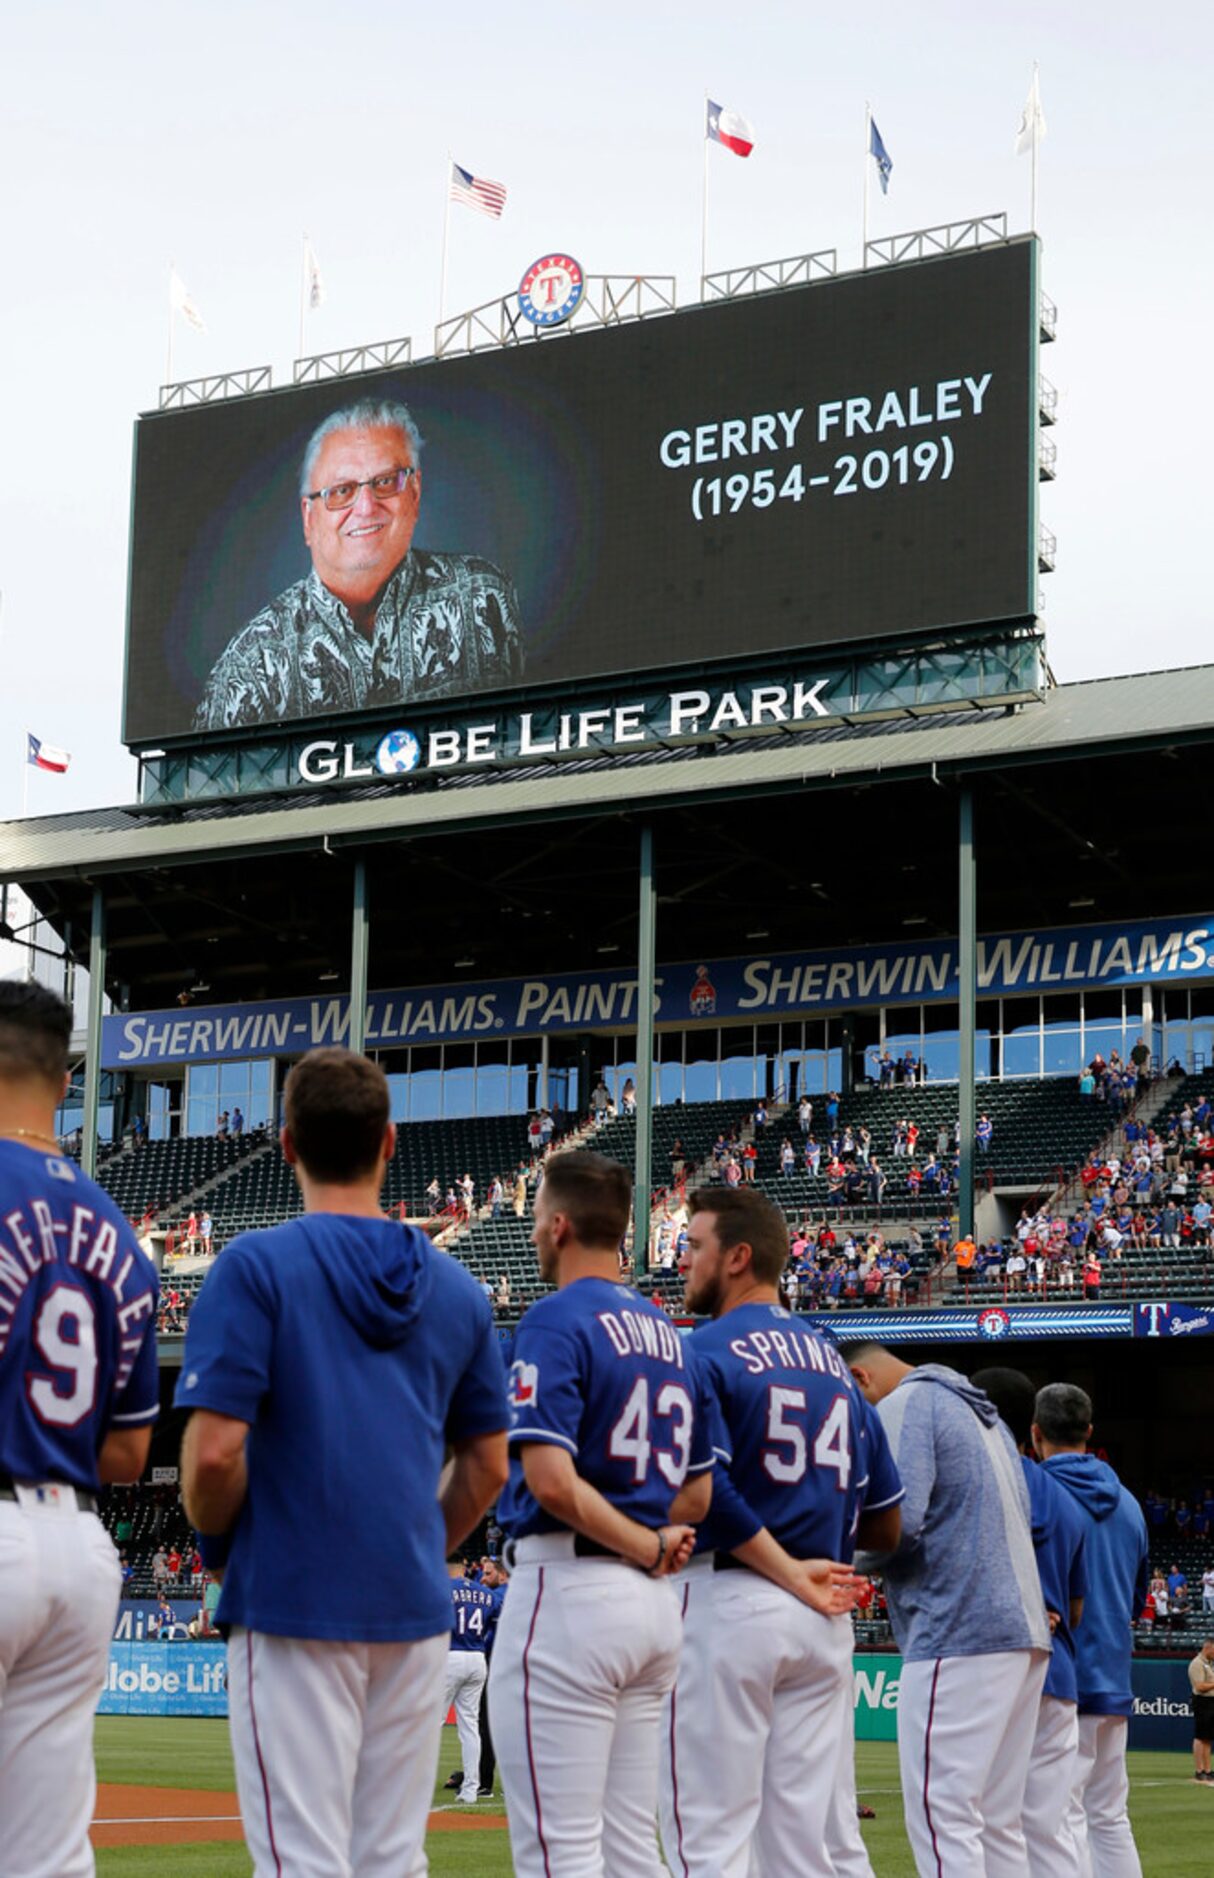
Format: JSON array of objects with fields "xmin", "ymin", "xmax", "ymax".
[
  {"xmin": 1040, "ymin": 1453, "xmax": 1149, "ymax": 1717},
  {"xmin": 177, "ymin": 1215, "xmax": 507, "ymax": 1640},
  {"xmin": 857, "ymin": 1365, "xmax": 1051, "ymax": 1663}
]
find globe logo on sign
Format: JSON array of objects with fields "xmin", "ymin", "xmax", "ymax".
[
  {"xmin": 375, "ymin": 728, "xmax": 422, "ymax": 776},
  {"xmin": 518, "ymin": 254, "xmax": 585, "ymax": 328}
]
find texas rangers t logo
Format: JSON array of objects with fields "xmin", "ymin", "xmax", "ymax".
[{"xmin": 518, "ymin": 255, "xmax": 584, "ymax": 327}]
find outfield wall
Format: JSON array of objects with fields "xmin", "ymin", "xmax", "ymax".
[{"xmin": 95, "ymin": 1643, "xmax": 1197, "ymax": 1750}]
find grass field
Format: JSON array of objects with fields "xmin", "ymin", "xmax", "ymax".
[{"xmin": 93, "ymin": 1718, "xmax": 1213, "ymax": 1875}]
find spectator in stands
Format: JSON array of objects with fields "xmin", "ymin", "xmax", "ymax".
[
  {"xmin": 741, "ymin": 1141, "xmax": 757, "ymax": 1185},
  {"xmin": 590, "ymin": 1079, "xmax": 611, "ymax": 1124},
  {"xmin": 487, "ymin": 1176, "xmax": 503, "ymax": 1219},
  {"xmin": 797, "ymin": 1097, "xmax": 813, "ymax": 1135},
  {"xmin": 670, "ymin": 1139, "xmax": 686, "ymax": 1183},
  {"xmin": 185, "ymin": 1210, "xmax": 199, "ymax": 1254},
  {"xmin": 166, "ymin": 1545, "xmax": 182, "ymax": 1583},
  {"xmin": 905, "ymin": 1119, "xmax": 920, "ymax": 1159},
  {"xmin": 513, "ymin": 1169, "xmax": 528, "ymax": 1217},
  {"xmin": 1176, "ymin": 1500, "xmax": 1193, "ymax": 1539},
  {"xmin": 1082, "ymin": 1254, "xmax": 1102, "ymax": 1302},
  {"xmin": 152, "ymin": 1546, "xmax": 168, "ymax": 1589},
  {"xmin": 723, "ymin": 1154, "xmax": 742, "ymax": 1190},
  {"xmin": 426, "ymin": 1177, "xmax": 441, "ymax": 1212},
  {"xmin": 1202, "ymin": 1564, "xmax": 1214, "ymax": 1614},
  {"xmin": 539, "ymin": 1110, "xmax": 554, "ymax": 1147},
  {"xmin": 494, "ymin": 1274, "xmax": 511, "ymax": 1313},
  {"xmin": 132, "ymin": 1112, "xmax": 147, "ymax": 1150},
  {"xmin": 232, "ymin": 1106, "xmax": 244, "ymax": 1136},
  {"xmin": 217, "ymin": 1110, "xmax": 230, "ymax": 1137},
  {"xmin": 199, "ymin": 1210, "xmax": 213, "ymax": 1253},
  {"xmin": 779, "ymin": 1137, "xmax": 796, "ymax": 1177},
  {"xmin": 976, "ymin": 1113, "xmax": 993, "ymax": 1154},
  {"xmin": 621, "ymin": 1079, "xmax": 636, "ymax": 1115},
  {"xmin": 804, "ymin": 1135, "xmax": 821, "ymax": 1177},
  {"xmin": 753, "ymin": 1098, "xmax": 768, "ymax": 1129},
  {"xmin": 866, "ymin": 1158, "xmax": 887, "ymax": 1206},
  {"xmin": 459, "ymin": 1173, "xmax": 475, "ymax": 1219}
]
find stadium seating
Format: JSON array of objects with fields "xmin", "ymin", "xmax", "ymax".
[{"xmin": 95, "ymin": 1133, "xmax": 259, "ymax": 1221}]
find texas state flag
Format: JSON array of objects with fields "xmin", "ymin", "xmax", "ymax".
[
  {"xmin": 706, "ymin": 99, "xmax": 755, "ymax": 158},
  {"xmin": 27, "ymin": 734, "xmax": 70, "ymax": 773}
]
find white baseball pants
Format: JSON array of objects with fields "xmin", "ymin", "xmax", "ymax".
[
  {"xmin": 227, "ymin": 1626, "xmax": 448, "ymax": 1877},
  {"xmin": 1022, "ymin": 1694, "xmax": 1081, "ymax": 1877},
  {"xmin": 1065, "ymin": 1715, "xmax": 1142, "ymax": 1878},
  {"xmin": 898, "ymin": 1648, "xmax": 1049, "ymax": 1877},
  {"xmin": 659, "ymin": 1561, "xmax": 854, "ymax": 1877},
  {"xmin": 0, "ymin": 1496, "xmax": 121, "ymax": 1878},
  {"xmin": 823, "ymin": 1662, "xmax": 875, "ymax": 1878},
  {"xmin": 445, "ymin": 1648, "xmax": 488, "ymax": 1803},
  {"xmin": 489, "ymin": 1543, "xmax": 681, "ymax": 1877}
]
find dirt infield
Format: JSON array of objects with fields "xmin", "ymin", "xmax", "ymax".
[{"xmin": 91, "ymin": 1785, "xmax": 508, "ymax": 1848}]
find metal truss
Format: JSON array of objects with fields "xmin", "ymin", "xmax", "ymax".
[
  {"xmin": 1039, "ymin": 376, "xmax": 1058, "ymax": 425},
  {"xmin": 1039, "ymin": 525, "xmax": 1057, "ymax": 573},
  {"xmin": 701, "ymin": 251, "xmax": 837, "ymax": 301},
  {"xmin": 435, "ymin": 274, "xmax": 677, "ymax": 358},
  {"xmin": 864, "ymin": 214, "xmax": 1008, "ymax": 267},
  {"xmin": 1040, "ymin": 292, "xmax": 1057, "ymax": 341},
  {"xmin": 293, "ymin": 336, "xmax": 412, "ymax": 384},
  {"xmin": 158, "ymin": 367, "xmax": 271, "ymax": 411},
  {"xmin": 1039, "ymin": 435, "xmax": 1057, "ymax": 481}
]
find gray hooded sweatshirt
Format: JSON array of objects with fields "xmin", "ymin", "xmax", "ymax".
[{"xmin": 857, "ymin": 1364, "xmax": 1051, "ymax": 1663}]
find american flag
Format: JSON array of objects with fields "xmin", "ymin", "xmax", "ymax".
[{"xmin": 449, "ymin": 162, "xmax": 507, "ymax": 219}]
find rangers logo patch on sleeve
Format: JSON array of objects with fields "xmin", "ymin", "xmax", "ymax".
[{"xmin": 508, "ymin": 1359, "xmax": 539, "ymax": 1416}]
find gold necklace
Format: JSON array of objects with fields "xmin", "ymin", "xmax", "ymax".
[{"xmin": 0, "ymin": 1127, "xmax": 63, "ymax": 1152}]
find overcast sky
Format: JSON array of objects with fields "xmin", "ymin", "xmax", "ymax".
[{"xmin": 1, "ymin": 0, "xmax": 1209, "ymax": 821}]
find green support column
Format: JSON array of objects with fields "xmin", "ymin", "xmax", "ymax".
[
  {"xmin": 633, "ymin": 826, "xmax": 657, "ymax": 1279},
  {"xmin": 350, "ymin": 859, "xmax": 369, "ymax": 1055},
  {"xmin": 81, "ymin": 887, "xmax": 106, "ymax": 1178},
  {"xmin": 958, "ymin": 787, "xmax": 976, "ymax": 1241}
]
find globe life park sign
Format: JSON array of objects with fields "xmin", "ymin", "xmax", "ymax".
[
  {"xmin": 136, "ymin": 635, "xmax": 1045, "ymax": 807},
  {"xmin": 301, "ymin": 674, "xmax": 836, "ymax": 786}
]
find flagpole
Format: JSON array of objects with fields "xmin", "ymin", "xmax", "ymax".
[
  {"xmin": 862, "ymin": 103, "xmax": 871, "ymax": 266},
  {"xmin": 701, "ymin": 95, "xmax": 710, "ymax": 296},
  {"xmin": 166, "ymin": 262, "xmax": 174, "ymax": 386},
  {"xmin": 1030, "ymin": 63, "xmax": 1040, "ymax": 231},
  {"xmin": 299, "ymin": 233, "xmax": 308, "ymax": 360},
  {"xmin": 439, "ymin": 153, "xmax": 452, "ymax": 328},
  {"xmin": 21, "ymin": 736, "xmax": 29, "ymax": 819}
]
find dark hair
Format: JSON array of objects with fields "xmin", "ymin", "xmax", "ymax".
[
  {"xmin": 972, "ymin": 1367, "xmax": 1036, "ymax": 1447},
  {"xmin": 0, "ymin": 980, "xmax": 72, "ymax": 1088},
  {"xmin": 1034, "ymin": 1382, "xmax": 1093, "ymax": 1446},
  {"xmin": 283, "ymin": 1048, "xmax": 390, "ymax": 1184},
  {"xmin": 541, "ymin": 1150, "xmax": 631, "ymax": 1249},
  {"xmin": 688, "ymin": 1186, "xmax": 789, "ymax": 1285}
]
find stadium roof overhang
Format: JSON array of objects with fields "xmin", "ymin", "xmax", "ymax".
[{"xmin": 3, "ymin": 664, "xmax": 1213, "ymax": 1010}]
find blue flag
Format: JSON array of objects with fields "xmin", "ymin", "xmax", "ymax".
[{"xmin": 869, "ymin": 117, "xmax": 893, "ymax": 195}]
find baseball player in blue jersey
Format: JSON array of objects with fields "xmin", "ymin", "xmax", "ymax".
[
  {"xmin": 488, "ymin": 1149, "xmax": 710, "ymax": 1877},
  {"xmin": 662, "ymin": 1187, "xmax": 903, "ymax": 1878},
  {"xmin": 0, "ymin": 982, "xmax": 160, "ymax": 1878},
  {"xmin": 974, "ymin": 1368, "xmax": 1089, "ymax": 1878},
  {"xmin": 445, "ymin": 1557, "xmax": 497, "ymax": 1803},
  {"xmin": 178, "ymin": 1047, "xmax": 508, "ymax": 1878}
]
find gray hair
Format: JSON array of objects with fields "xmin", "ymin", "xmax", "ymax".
[
  {"xmin": 1034, "ymin": 1382, "xmax": 1093, "ymax": 1446},
  {"xmin": 300, "ymin": 397, "xmax": 424, "ymax": 497}
]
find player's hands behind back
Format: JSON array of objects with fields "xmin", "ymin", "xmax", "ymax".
[
  {"xmin": 792, "ymin": 1558, "xmax": 860, "ymax": 1616},
  {"xmin": 651, "ymin": 1524, "xmax": 697, "ymax": 1576}
]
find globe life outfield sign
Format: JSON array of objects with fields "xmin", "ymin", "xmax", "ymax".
[{"xmin": 102, "ymin": 911, "xmax": 1214, "ymax": 1067}]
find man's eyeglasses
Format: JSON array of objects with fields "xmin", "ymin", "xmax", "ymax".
[{"xmin": 305, "ymin": 467, "xmax": 417, "ymax": 512}]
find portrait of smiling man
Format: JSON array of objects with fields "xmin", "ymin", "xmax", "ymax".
[{"xmin": 194, "ymin": 395, "xmax": 524, "ymax": 729}]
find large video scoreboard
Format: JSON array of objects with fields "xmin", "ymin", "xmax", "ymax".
[{"xmin": 123, "ymin": 239, "xmax": 1038, "ymax": 749}]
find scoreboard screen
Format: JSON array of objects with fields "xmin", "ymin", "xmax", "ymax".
[{"xmin": 123, "ymin": 239, "xmax": 1038, "ymax": 746}]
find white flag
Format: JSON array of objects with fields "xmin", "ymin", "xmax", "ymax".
[
  {"xmin": 304, "ymin": 235, "xmax": 325, "ymax": 311},
  {"xmin": 169, "ymin": 266, "xmax": 206, "ymax": 332},
  {"xmin": 1015, "ymin": 67, "xmax": 1046, "ymax": 156}
]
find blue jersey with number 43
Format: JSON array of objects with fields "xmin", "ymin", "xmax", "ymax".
[
  {"xmin": 0, "ymin": 1141, "xmax": 159, "ymax": 1491},
  {"xmin": 497, "ymin": 1277, "xmax": 713, "ymax": 1539},
  {"xmin": 691, "ymin": 1303, "xmax": 902, "ymax": 1562}
]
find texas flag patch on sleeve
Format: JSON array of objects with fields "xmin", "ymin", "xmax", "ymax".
[{"xmin": 508, "ymin": 1360, "xmax": 539, "ymax": 1416}]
